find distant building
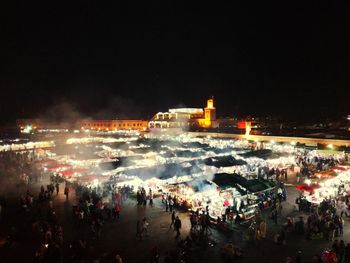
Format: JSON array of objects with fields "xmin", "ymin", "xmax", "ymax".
[
  {"xmin": 16, "ymin": 119, "xmax": 72, "ymax": 133},
  {"xmin": 17, "ymin": 118, "xmax": 149, "ymax": 133},
  {"xmin": 80, "ymin": 119, "xmax": 148, "ymax": 131},
  {"xmin": 149, "ymin": 98, "xmax": 218, "ymax": 129}
]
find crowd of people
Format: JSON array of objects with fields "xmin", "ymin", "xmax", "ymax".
[{"xmin": 1, "ymin": 144, "xmax": 350, "ymax": 262}]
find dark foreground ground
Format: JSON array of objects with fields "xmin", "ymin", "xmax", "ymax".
[{"xmin": 0, "ymin": 172, "xmax": 349, "ymax": 263}]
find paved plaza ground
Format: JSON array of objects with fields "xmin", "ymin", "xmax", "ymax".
[{"xmin": 0, "ymin": 171, "xmax": 349, "ymax": 262}]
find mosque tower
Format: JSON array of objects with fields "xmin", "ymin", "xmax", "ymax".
[{"xmin": 204, "ymin": 97, "xmax": 217, "ymax": 128}]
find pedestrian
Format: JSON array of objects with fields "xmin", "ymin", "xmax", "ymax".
[
  {"xmin": 169, "ymin": 198, "xmax": 174, "ymax": 212},
  {"xmin": 277, "ymin": 201, "xmax": 283, "ymax": 216},
  {"xmin": 284, "ymin": 170, "xmax": 288, "ymax": 182},
  {"xmin": 170, "ymin": 211, "xmax": 176, "ymax": 229},
  {"xmin": 338, "ymin": 216, "xmax": 344, "ymax": 237},
  {"xmin": 174, "ymin": 216, "xmax": 182, "ymax": 239},
  {"xmin": 55, "ymin": 183, "xmax": 59, "ymax": 195},
  {"xmin": 149, "ymin": 246, "xmax": 159, "ymax": 263},
  {"xmin": 115, "ymin": 254, "xmax": 123, "ymax": 263},
  {"xmin": 255, "ymin": 226, "xmax": 261, "ymax": 241},
  {"xmin": 149, "ymin": 189, "xmax": 153, "ymax": 206},
  {"xmin": 142, "ymin": 217, "xmax": 149, "ymax": 237},
  {"xmin": 114, "ymin": 203, "xmax": 121, "ymax": 219},
  {"xmin": 259, "ymin": 220, "xmax": 267, "ymax": 239},
  {"xmin": 165, "ymin": 199, "xmax": 169, "ymax": 212},
  {"xmin": 272, "ymin": 208, "xmax": 278, "ymax": 224},
  {"xmin": 64, "ymin": 185, "xmax": 69, "ymax": 200},
  {"xmin": 332, "ymin": 239, "xmax": 339, "ymax": 255},
  {"xmin": 190, "ymin": 212, "xmax": 195, "ymax": 229}
]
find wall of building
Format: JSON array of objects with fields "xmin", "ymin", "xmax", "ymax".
[{"xmin": 80, "ymin": 120, "xmax": 148, "ymax": 131}]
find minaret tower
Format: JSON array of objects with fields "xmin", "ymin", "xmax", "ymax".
[{"xmin": 204, "ymin": 97, "xmax": 216, "ymax": 127}]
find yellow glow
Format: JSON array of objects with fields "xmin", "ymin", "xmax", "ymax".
[
  {"xmin": 207, "ymin": 99, "xmax": 214, "ymax": 109},
  {"xmin": 245, "ymin": 122, "xmax": 251, "ymax": 136}
]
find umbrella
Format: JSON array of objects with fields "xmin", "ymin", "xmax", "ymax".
[
  {"xmin": 330, "ymin": 166, "xmax": 348, "ymax": 171},
  {"xmin": 59, "ymin": 168, "xmax": 88, "ymax": 176},
  {"xmin": 295, "ymin": 183, "xmax": 321, "ymax": 193},
  {"xmin": 47, "ymin": 164, "xmax": 72, "ymax": 170}
]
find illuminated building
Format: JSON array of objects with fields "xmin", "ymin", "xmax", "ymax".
[
  {"xmin": 80, "ymin": 120, "xmax": 148, "ymax": 131},
  {"xmin": 149, "ymin": 98, "xmax": 218, "ymax": 129},
  {"xmin": 17, "ymin": 118, "xmax": 148, "ymax": 133}
]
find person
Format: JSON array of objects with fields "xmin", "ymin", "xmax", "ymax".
[
  {"xmin": 149, "ymin": 246, "xmax": 159, "ymax": 263},
  {"xmin": 332, "ymin": 239, "xmax": 339, "ymax": 255},
  {"xmin": 142, "ymin": 217, "xmax": 149, "ymax": 237},
  {"xmin": 190, "ymin": 212, "xmax": 196, "ymax": 229},
  {"xmin": 277, "ymin": 201, "xmax": 283, "ymax": 216},
  {"xmin": 235, "ymin": 213, "xmax": 242, "ymax": 224},
  {"xmin": 272, "ymin": 208, "xmax": 278, "ymax": 224},
  {"xmin": 115, "ymin": 254, "xmax": 123, "ymax": 263},
  {"xmin": 255, "ymin": 226, "xmax": 261, "ymax": 241},
  {"xmin": 174, "ymin": 216, "xmax": 182, "ymax": 238},
  {"xmin": 114, "ymin": 203, "xmax": 121, "ymax": 219},
  {"xmin": 165, "ymin": 199, "xmax": 169, "ymax": 212},
  {"xmin": 149, "ymin": 189, "xmax": 153, "ymax": 206},
  {"xmin": 338, "ymin": 216, "xmax": 344, "ymax": 237},
  {"xmin": 277, "ymin": 229, "xmax": 286, "ymax": 245},
  {"xmin": 169, "ymin": 198, "xmax": 174, "ymax": 212},
  {"xmin": 295, "ymin": 251, "xmax": 302, "ymax": 263},
  {"xmin": 259, "ymin": 220, "xmax": 267, "ymax": 239},
  {"xmin": 55, "ymin": 183, "xmax": 59, "ymax": 195},
  {"xmin": 170, "ymin": 211, "xmax": 176, "ymax": 229},
  {"xmin": 285, "ymin": 256, "xmax": 292, "ymax": 263},
  {"xmin": 64, "ymin": 185, "xmax": 69, "ymax": 200}
]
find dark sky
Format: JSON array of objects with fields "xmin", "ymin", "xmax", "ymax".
[{"xmin": 1, "ymin": 2, "xmax": 350, "ymax": 123}]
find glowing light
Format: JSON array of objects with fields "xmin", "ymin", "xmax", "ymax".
[
  {"xmin": 22, "ymin": 125, "xmax": 33, "ymax": 134},
  {"xmin": 327, "ymin": 144, "xmax": 334, "ymax": 149},
  {"xmin": 207, "ymin": 99, "xmax": 214, "ymax": 109}
]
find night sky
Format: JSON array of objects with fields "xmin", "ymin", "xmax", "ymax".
[{"xmin": 1, "ymin": 3, "xmax": 350, "ymax": 123}]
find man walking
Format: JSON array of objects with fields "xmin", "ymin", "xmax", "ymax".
[
  {"xmin": 165, "ymin": 199, "xmax": 169, "ymax": 212},
  {"xmin": 64, "ymin": 185, "xmax": 69, "ymax": 200},
  {"xmin": 169, "ymin": 198, "xmax": 174, "ymax": 212},
  {"xmin": 174, "ymin": 216, "xmax": 182, "ymax": 239},
  {"xmin": 55, "ymin": 183, "xmax": 59, "ymax": 195}
]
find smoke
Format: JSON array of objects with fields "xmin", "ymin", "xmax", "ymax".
[
  {"xmin": 38, "ymin": 100, "xmax": 86, "ymax": 129},
  {"xmin": 93, "ymin": 96, "xmax": 145, "ymax": 120},
  {"xmin": 187, "ymin": 179, "xmax": 217, "ymax": 193}
]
